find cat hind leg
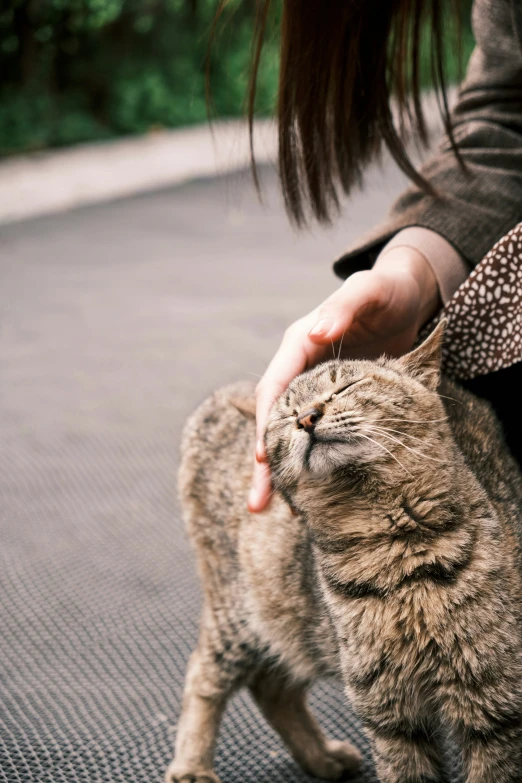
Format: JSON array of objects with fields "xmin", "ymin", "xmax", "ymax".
[{"xmin": 250, "ymin": 669, "xmax": 362, "ymax": 780}]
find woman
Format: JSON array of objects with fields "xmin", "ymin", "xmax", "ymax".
[{"xmin": 245, "ymin": 0, "xmax": 522, "ymax": 512}]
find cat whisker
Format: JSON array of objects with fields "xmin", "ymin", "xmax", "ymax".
[
  {"xmin": 328, "ymin": 411, "xmax": 365, "ymax": 422},
  {"xmin": 364, "ymin": 424, "xmax": 431, "ymax": 445},
  {"xmin": 355, "ymin": 433, "xmax": 413, "ymax": 477},
  {"xmin": 321, "ymin": 420, "xmax": 363, "ymax": 429},
  {"xmin": 378, "ymin": 417, "xmax": 449, "ymax": 424},
  {"xmin": 315, "ymin": 421, "xmax": 443, "ymax": 464},
  {"xmin": 364, "ymin": 426, "xmax": 445, "ymax": 463},
  {"xmin": 337, "ymin": 328, "xmax": 347, "ymax": 361},
  {"xmin": 318, "ymin": 423, "xmax": 361, "ymax": 432}
]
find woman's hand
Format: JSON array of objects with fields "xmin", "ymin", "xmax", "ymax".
[{"xmin": 247, "ymin": 247, "xmax": 441, "ymax": 512}]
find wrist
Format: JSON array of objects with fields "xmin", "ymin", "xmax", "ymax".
[{"xmin": 375, "ymin": 246, "xmax": 441, "ymax": 326}]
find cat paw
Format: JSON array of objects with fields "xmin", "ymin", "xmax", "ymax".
[
  {"xmin": 300, "ymin": 739, "xmax": 362, "ymax": 780},
  {"xmin": 164, "ymin": 762, "xmax": 221, "ymax": 783}
]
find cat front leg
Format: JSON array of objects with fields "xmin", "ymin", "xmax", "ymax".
[
  {"xmin": 340, "ymin": 677, "xmax": 443, "ymax": 782},
  {"xmin": 364, "ymin": 721, "xmax": 443, "ymax": 783},
  {"xmin": 443, "ymin": 637, "xmax": 522, "ymax": 783},
  {"xmin": 448, "ymin": 692, "xmax": 522, "ymax": 783},
  {"xmin": 342, "ymin": 666, "xmax": 443, "ymax": 782},
  {"xmin": 460, "ymin": 726, "xmax": 522, "ymax": 783}
]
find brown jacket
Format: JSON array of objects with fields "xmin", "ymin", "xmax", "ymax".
[{"xmin": 334, "ymin": 0, "xmax": 522, "ymax": 282}]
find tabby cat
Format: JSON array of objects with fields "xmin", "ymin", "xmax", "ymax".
[{"xmin": 166, "ymin": 322, "xmax": 522, "ymax": 783}]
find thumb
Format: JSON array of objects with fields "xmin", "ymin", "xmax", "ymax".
[{"xmin": 307, "ymin": 272, "xmax": 382, "ymax": 344}]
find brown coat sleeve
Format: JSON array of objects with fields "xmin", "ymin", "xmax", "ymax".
[{"xmin": 334, "ymin": 0, "xmax": 522, "ymax": 279}]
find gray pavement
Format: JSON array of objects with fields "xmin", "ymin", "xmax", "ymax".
[
  {"xmin": 0, "ymin": 121, "xmax": 278, "ymax": 225},
  {"xmin": 1, "ymin": 159, "xmax": 410, "ymax": 440},
  {"xmin": 0, "ymin": 92, "xmax": 449, "ymax": 225},
  {"xmin": 1, "ymin": 160, "xmax": 412, "ymax": 783}
]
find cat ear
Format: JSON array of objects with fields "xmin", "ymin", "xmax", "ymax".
[
  {"xmin": 397, "ymin": 319, "xmax": 446, "ymax": 391},
  {"xmin": 230, "ymin": 396, "xmax": 256, "ymax": 420}
]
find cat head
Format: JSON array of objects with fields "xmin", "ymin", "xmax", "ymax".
[{"xmin": 264, "ymin": 321, "xmax": 447, "ymax": 492}]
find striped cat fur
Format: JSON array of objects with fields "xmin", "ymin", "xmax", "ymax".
[{"xmin": 166, "ymin": 323, "xmax": 522, "ymax": 783}]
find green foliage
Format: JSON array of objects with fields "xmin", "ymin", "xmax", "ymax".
[
  {"xmin": 0, "ymin": 0, "xmax": 472, "ymax": 156},
  {"xmin": 0, "ymin": 0, "xmax": 280, "ymax": 154}
]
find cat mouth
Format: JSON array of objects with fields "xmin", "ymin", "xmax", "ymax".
[
  {"xmin": 304, "ymin": 433, "xmax": 354, "ymax": 460},
  {"xmin": 301, "ymin": 431, "xmax": 369, "ymax": 473},
  {"xmin": 308, "ymin": 432, "xmax": 358, "ymax": 446}
]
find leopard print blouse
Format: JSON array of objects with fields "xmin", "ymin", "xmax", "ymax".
[{"xmin": 425, "ymin": 223, "xmax": 522, "ymax": 381}]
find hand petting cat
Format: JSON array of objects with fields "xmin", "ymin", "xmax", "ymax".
[{"xmin": 249, "ymin": 246, "xmax": 441, "ymax": 512}]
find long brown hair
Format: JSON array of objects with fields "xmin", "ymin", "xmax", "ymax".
[{"xmin": 233, "ymin": 0, "xmax": 463, "ymax": 225}]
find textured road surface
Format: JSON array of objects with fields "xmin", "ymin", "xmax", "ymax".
[{"xmin": 1, "ymin": 160, "xmax": 416, "ymax": 783}]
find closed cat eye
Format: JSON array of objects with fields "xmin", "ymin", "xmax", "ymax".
[{"xmin": 329, "ymin": 378, "xmax": 365, "ymax": 400}]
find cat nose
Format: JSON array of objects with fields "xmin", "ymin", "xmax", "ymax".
[{"xmin": 296, "ymin": 407, "xmax": 322, "ymax": 433}]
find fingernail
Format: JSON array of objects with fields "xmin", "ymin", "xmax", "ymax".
[
  {"xmin": 248, "ymin": 488, "xmax": 259, "ymax": 510},
  {"xmin": 255, "ymin": 440, "xmax": 265, "ymax": 462},
  {"xmin": 309, "ymin": 319, "xmax": 332, "ymax": 338}
]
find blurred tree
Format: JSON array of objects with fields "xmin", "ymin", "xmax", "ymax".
[
  {"xmin": 0, "ymin": 0, "xmax": 280, "ymax": 153},
  {"xmin": 0, "ymin": 0, "xmax": 471, "ymax": 156}
]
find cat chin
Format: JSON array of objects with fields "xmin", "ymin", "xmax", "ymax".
[{"xmin": 306, "ymin": 440, "xmax": 375, "ymax": 476}]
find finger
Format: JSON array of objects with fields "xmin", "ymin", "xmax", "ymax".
[
  {"xmin": 308, "ymin": 272, "xmax": 385, "ymax": 344},
  {"xmin": 248, "ymin": 458, "xmax": 272, "ymax": 512},
  {"xmin": 255, "ymin": 319, "xmax": 323, "ymax": 450}
]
